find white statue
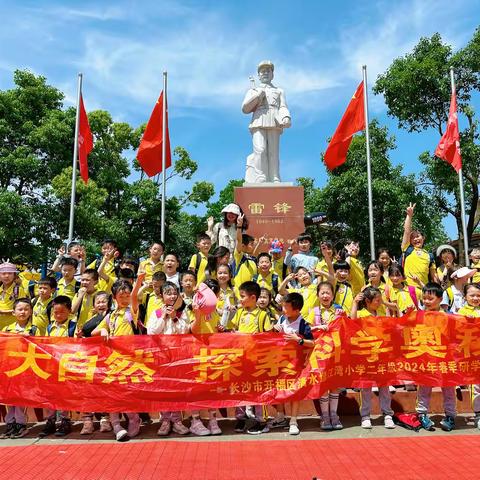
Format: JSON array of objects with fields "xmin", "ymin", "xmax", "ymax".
[{"xmin": 242, "ymin": 61, "xmax": 291, "ymax": 183}]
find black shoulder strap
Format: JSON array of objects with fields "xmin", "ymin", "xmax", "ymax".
[{"xmin": 195, "ymin": 253, "xmax": 202, "ymax": 273}]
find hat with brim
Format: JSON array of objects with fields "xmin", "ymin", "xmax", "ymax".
[
  {"xmin": 451, "ymin": 267, "xmax": 476, "ymax": 279},
  {"xmin": 0, "ymin": 262, "xmax": 18, "ymax": 274},
  {"xmin": 436, "ymin": 244, "xmax": 457, "ymax": 258},
  {"xmin": 221, "ymin": 203, "xmax": 241, "ymax": 216}
]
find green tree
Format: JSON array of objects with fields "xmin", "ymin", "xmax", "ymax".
[
  {"xmin": 316, "ymin": 121, "xmax": 446, "ymax": 260},
  {"xmin": 374, "ymin": 30, "xmax": 480, "ymax": 258}
]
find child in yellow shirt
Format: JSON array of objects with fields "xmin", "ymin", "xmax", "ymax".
[
  {"xmin": 279, "ymin": 268, "xmax": 319, "ymax": 320},
  {"xmin": 0, "ymin": 261, "xmax": 28, "ymax": 329},
  {"xmin": 188, "ymin": 234, "xmax": 212, "ymax": 285},
  {"xmin": 31, "ymin": 277, "xmax": 57, "ymax": 335},
  {"xmin": 138, "ymin": 241, "xmax": 165, "ymax": 282}
]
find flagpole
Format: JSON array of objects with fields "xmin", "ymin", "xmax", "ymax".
[
  {"xmin": 68, "ymin": 73, "xmax": 82, "ymax": 245},
  {"xmin": 161, "ymin": 71, "xmax": 167, "ymax": 243},
  {"xmin": 450, "ymin": 68, "xmax": 469, "ymax": 265},
  {"xmin": 362, "ymin": 66, "xmax": 375, "ymax": 260}
]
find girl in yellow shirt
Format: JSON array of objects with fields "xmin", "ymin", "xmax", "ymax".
[
  {"xmin": 364, "ymin": 261, "xmax": 388, "ymax": 316},
  {"xmin": 279, "ymin": 267, "xmax": 319, "ymax": 320}
]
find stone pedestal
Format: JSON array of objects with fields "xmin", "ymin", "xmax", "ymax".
[{"xmin": 234, "ymin": 184, "xmax": 304, "ymax": 249}]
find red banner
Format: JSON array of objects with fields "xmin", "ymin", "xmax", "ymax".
[{"xmin": 1, "ymin": 311, "xmax": 480, "ymax": 412}]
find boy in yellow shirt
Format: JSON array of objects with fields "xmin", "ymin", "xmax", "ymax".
[
  {"xmin": 56, "ymin": 257, "xmax": 81, "ymax": 300},
  {"xmin": 270, "ymin": 239, "xmax": 287, "ymax": 282},
  {"xmin": 138, "ymin": 271, "xmax": 166, "ymax": 327},
  {"xmin": 188, "ymin": 233, "xmax": 212, "ymax": 285},
  {"xmin": 254, "ymin": 252, "xmax": 279, "ymax": 295},
  {"xmin": 87, "ymin": 239, "xmax": 118, "ymax": 291},
  {"xmin": 71, "ymin": 269, "xmax": 99, "ymax": 330},
  {"xmin": 32, "ymin": 277, "xmax": 57, "ymax": 335},
  {"xmin": 232, "ymin": 214, "xmax": 257, "ymax": 295},
  {"xmin": 229, "ymin": 281, "xmax": 271, "ymax": 434},
  {"xmin": 138, "ymin": 241, "xmax": 165, "ymax": 282}
]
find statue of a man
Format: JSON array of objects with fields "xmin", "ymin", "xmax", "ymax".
[{"xmin": 242, "ymin": 61, "xmax": 291, "ymax": 183}]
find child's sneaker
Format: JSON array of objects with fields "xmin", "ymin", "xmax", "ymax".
[
  {"xmin": 440, "ymin": 415, "xmax": 455, "ymax": 432},
  {"xmin": 157, "ymin": 420, "xmax": 171, "ymax": 436},
  {"xmin": 127, "ymin": 415, "xmax": 141, "ymax": 438},
  {"xmin": 0, "ymin": 422, "xmax": 16, "ymax": 439},
  {"xmin": 268, "ymin": 417, "xmax": 288, "ymax": 429},
  {"xmin": 246, "ymin": 421, "xmax": 269, "ymax": 435},
  {"xmin": 288, "ymin": 422, "xmax": 300, "ymax": 435},
  {"xmin": 320, "ymin": 416, "xmax": 333, "ymax": 431},
  {"xmin": 189, "ymin": 418, "xmax": 210, "ymax": 436},
  {"xmin": 38, "ymin": 418, "xmax": 56, "ymax": 438},
  {"xmin": 80, "ymin": 419, "xmax": 94, "ymax": 435},
  {"xmin": 418, "ymin": 413, "xmax": 435, "ymax": 431},
  {"xmin": 12, "ymin": 423, "xmax": 28, "ymax": 438},
  {"xmin": 99, "ymin": 417, "xmax": 112, "ymax": 432},
  {"xmin": 245, "ymin": 406, "xmax": 255, "ymax": 419},
  {"xmin": 234, "ymin": 419, "xmax": 246, "ymax": 433},
  {"xmin": 384, "ymin": 415, "xmax": 396, "ymax": 429},
  {"xmin": 361, "ymin": 417, "xmax": 372, "ymax": 429},
  {"xmin": 330, "ymin": 415, "xmax": 343, "ymax": 430},
  {"xmin": 54, "ymin": 418, "xmax": 72, "ymax": 437},
  {"xmin": 172, "ymin": 420, "xmax": 189, "ymax": 435},
  {"xmin": 113, "ymin": 423, "xmax": 128, "ymax": 441},
  {"xmin": 208, "ymin": 418, "xmax": 222, "ymax": 435}
]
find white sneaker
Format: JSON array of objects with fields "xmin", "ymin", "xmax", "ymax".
[
  {"xmin": 113, "ymin": 424, "xmax": 128, "ymax": 441},
  {"xmin": 361, "ymin": 417, "xmax": 372, "ymax": 429},
  {"xmin": 100, "ymin": 418, "xmax": 112, "ymax": 432},
  {"xmin": 289, "ymin": 423, "xmax": 300, "ymax": 435},
  {"xmin": 384, "ymin": 415, "xmax": 396, "ymax": 429}
]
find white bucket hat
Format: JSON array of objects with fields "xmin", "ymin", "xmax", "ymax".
[
  {"xmin": 221, "ymin": 203, "xmax": 241, "ymax": 216},
  {"xmin": 436, "ymin": 244, "xmax": 457, "ymax": 258}
]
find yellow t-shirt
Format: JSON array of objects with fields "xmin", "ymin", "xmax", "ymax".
[
  {"xmin": 403, "ymin": 246, "xmax": 433, "ymax": 287},
  {"xmin": 87, "ymin": 258, "xmax": 116, "ymax": 292},
  {"xmin": 357, "ymin": 308, "xmax": 375, "ymax": 318},
  {"xmin": 349, "ymin": 257, "xmax": 365, "ymax": 296},
  {"xmin": 471, "ymin": 262, "xmax": 480, "ymax": 284},
  {"xmin": 230, "ymin": 307, "xmax": 271, "ymax": 333},
  {"xmin": 232, "ymin": 250, "xmax": 257, "ymax": 294},
  {"xmin": 139, "ymin": 258, "xmax": 164, "ymax": 282},
  {"xmin": 2, "ymin": 321, "xmax": 40, "ymax": 336},
  {"xmin": 32, "ymin": 296, "xmax": 53, "ymax": 335},
  {"xmin": 97, "ymin": 307, "xmax": 138, "ymax": 336},
  {"xmin": 188, "ymin": 252, "xmax": 208, "ymax": 285},
  {"xmin": 73, "ymin": 289, "xmax": 98, "ymax": 329},
  {"xmin": 56, "ymin": 278, "xmax": 78, "ymax": 300},
  {"xmin": 0, "ymin": 282, "xmax": 28, "ymax": 329},
  {"xmin": 306, "ymin": 304, "xmax": 338, "ymax": 325},
  {"xmin": 144, "ymin": 292, "xmax": 164, "ymax": 326},
  {"xmin": 289, "ymin": 283, "xmax": 319, "ymax": 320},
  {"xmin": 47, "ymin": 319, "xmax": 76, "ymax": 337},
  {"xmin": 386, "ymin": 285, "xmax": 422, "ymax": 315},
  {"xmin": 255, "ymin": 272, "xmax": 277, "ymax": 293},
  {"xmin": 334, "ymin": 282, "xmax": 354, "ymax": 315},
  {"xmin": 272, "ymin": 258, "xmax": 286, "ymax": 282},
  {"xmin": 217, "ymin": 287, "xmax": 236, "ymax": 313},
  {"xmin": 457, "ymin": 304, "xmax": 480, "ymax": 318},
  {"xmin": 193, "ymin": 310, "xmax": 220, "ymax": 334}
]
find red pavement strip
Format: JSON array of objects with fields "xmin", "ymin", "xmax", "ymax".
[{"xmin": 0, "ymin": 435, "xmax": 478, "ymax": 480}]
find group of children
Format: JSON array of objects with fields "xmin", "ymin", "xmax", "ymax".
[{"xmin": 1, "ymin": 201, "xmax": 480, "ymax": 440}]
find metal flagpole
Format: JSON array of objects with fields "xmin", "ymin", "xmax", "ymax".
[
  {"xmin": 68, "ymin": 73, "xmax": 82, "ymax": 245},
  {"xmin": 450, "ymin": 67, "xmax": 469, "ymax": 265},
  {"xmin": 362, "ymin": 65, "xmax": 375, "ymax": 260},
  {"xmin": 160, "ymin": 71, "xmax": 167, "ymax": 243}
]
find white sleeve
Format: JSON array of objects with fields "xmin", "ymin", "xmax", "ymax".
[{"xmin": 146, "ymin": 312, "xmax": 165, "ymax": 335}]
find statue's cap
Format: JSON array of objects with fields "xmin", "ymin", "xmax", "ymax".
[{"xmin": 257, "ymin": 60, "xmax": 274, "ymax": 72}]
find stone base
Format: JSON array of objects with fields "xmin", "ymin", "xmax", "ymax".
[
  {"xmin": 234, "ymin": 185, "xmax": 304, "ymax": 250},
  {"xmin": 243, "ymin": 182, "xmax": 294, "ymax": 187}
]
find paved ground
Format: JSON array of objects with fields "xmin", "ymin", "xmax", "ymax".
[{"xmin": 1, "ymin": 414, "xmax": 478, "ymax": 446}]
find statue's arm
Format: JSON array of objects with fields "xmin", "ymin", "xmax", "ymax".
[
  {"xmin": 242, "ymin": 89, "xmax": 264, "ymax": 114},
  {"xmin": 278, "ymin": 88, "xmax": 291, "ymax": 127}
]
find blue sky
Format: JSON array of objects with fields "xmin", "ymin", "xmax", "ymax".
[{"xmin": 1, "ymin": 0, "xmax": 479, "ymax": 238}]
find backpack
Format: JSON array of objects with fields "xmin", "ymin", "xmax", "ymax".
[
  {"xmin": 105, "ymin": 308, "xmax": 143, "ymax": 335},
  {"xmin": 194, "ymin": 253, "xmax": 203, "ymax": 273},
  {"xmin": 231, "ymin": 254, "xmax": 255, "ymax": 277},
  {"xmin": 138, "ymin": 292, "xmax": 153, "ymax": 324},
  {"xmin": 393, "ymin": 413, "xmax": 422, "ymax": 432},
  {"xmin": 47, "ymin": 320, "xmax": 76, "ymax": 337},
  {"xmin": 252, "ymin": 273, "xmax": 279, "ymax": 294}
]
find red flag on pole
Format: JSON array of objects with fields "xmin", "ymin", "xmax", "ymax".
[
  {"xmin": 137, "ymin": 91, "xmax": 171, "ymax": 177},
  {"xmin": 323, "ymin": 81, "xmax": 365, "ymax": 171},
  {"xmin": 78, "ymin": 94, "xmax": 93, "ymax": 183},
  {"xmin": 435, "ymin": 88, "xmax": 462, "ymax": 173}
]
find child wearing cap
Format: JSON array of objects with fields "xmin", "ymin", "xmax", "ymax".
[
  {"xmin": 436, "ymin": 244, "xmax": 457, "ymax": 289},
  {"xmin": 0, "ymin": 261, "xmax": 28, "ymax": 329},
  {"xmin": 440, "ymin": 266, "xmax": 475, "ymax": 313},
  {"xmin": 469, "ymin": 248, "xmax": 480, "ymax": 283},
  {"xmin": 207, "ymin": 203, "xmax": 248, "ymax": 255},
  {"xmin": 270, "ymin": 239, "xmax": 287, "ymax": 282}
]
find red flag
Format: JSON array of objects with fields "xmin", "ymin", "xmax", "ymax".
[
  {"xmin": 323, "ymin": 81, "xmax": 365, "ymax": 170},
  {"xmin": 435, "ymin": 87, "xmax": 462, "ymax": 172},
  {"xmin": 78, "ymin": 94, "xmax": 93, "ymax": 183},
  {"xmin": 137, "ymin": 91, "xmax": 171, "ymax": 177}
]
